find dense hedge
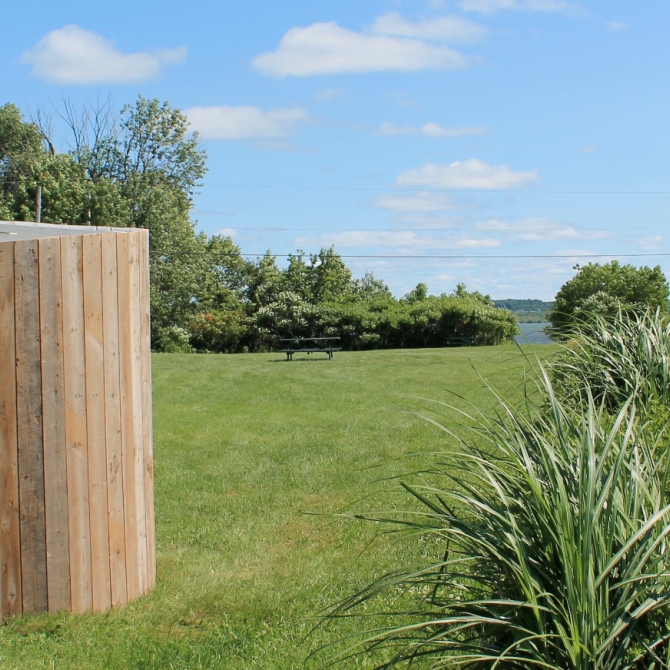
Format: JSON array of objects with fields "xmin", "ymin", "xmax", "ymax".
[{"xmin": 187, "ymin": 291, "xmax": 518, "ymax": 353}]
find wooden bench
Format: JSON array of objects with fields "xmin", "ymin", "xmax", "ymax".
[
  {"xmin": 278, "ymin": 337, "xmax": 341, "ymax": 360},
  {"xmin": 444, "ymin": 336, "xmax": 475, "ymax": 347}
]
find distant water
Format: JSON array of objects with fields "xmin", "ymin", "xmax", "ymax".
[{"xmin": 515, "ymin": 322, "xmax": 553, "ymax": 345}]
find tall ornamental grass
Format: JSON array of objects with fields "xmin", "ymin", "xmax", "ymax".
[
  {"xmin": 322, "ymin": 363, "xmax": 670, "ymax": 667},
  {"xmin": 551, "ymin": 309, "xmax": 670, "ymax": 411}
]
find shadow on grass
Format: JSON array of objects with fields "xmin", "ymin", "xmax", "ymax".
[{"xmin": 268, "ymin": 357, "xmax": 335, "ymax": 363}]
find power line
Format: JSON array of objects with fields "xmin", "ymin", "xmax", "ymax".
[
  {"xmin": 199, "ymin": 182, "xmax": 670, "ymax": 195},
  {"xmin": 217, "ymin": 252, "xmax": 670, "ymax": 260},
  {"xmin": 4, "ymin": 177, "xmax": 669, "ymax": 195},
  {"xmin": 195, "ymin": 224, "xmax": 669, "ymax": 233}
]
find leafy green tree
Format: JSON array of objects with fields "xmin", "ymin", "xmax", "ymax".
[
  {"xmin": 0, "ymin": 98, "xmax": 212, "ymax": 350},
  {"xmin": 549, "ymin": 261, "xmax": 670, "ymax": 334},
  {"xmin": 351, "ymin": 271, "xmax": 391, "ymax": 301},
  {"xmin": 404, "ymin": 282, "xmax": 428, "ymax": 304}
]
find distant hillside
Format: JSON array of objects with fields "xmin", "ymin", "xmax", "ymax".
[
  {"xmin": 494, "ymin": 299, "xmax": 554, "ymax": 312},
  {"xmin": 494, "ymin": 299, "xmax": 554, "ymax": 323}
]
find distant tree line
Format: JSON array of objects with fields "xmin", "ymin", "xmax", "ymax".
[
  {"xmin": 0, "ymin": 98, "xmax": 518, "ymax": 352},
  {"xmin": 494, "ymin": 299, "xmax": 554, "ymax": 312}
]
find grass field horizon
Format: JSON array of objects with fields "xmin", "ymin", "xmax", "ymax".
[{"xmin": 0, "ymin": 345, "xmax": 556, "ymax": 669}]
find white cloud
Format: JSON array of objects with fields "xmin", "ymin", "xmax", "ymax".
[
  {"xmin": 296, "ymin": 230, "xmax": 501, "ymax": 249},
  {"xmin": 396, "ymin": 159, "xmax": 540, "ymax": 189},
  {"xmin": 371, "ymin": 12, "xmax": 487, "ymax": 42},
  {"xmin": 476, "ymin": 218, "xmax": 611, "ymax": 240},
  {"xmin": 636, "ymin": 236, "xmax": 662, "ymax": 250},
  {"xmin": 375, "ymin": 191, "xmax": 458, "ymax": 213},
  {"xmin": 378, "ymin": 122, "xmax": 488, "ymax": 137},
  {"xmin": 21, "ymin": 25, "xmax": 186, "ymax": 84},
  {"xmin": 251, "ymin": 20, "xmax": 469, "ymax": 77},
  {"xmin": 460, "ymin": 0, "xmax": 579, "ymax": 13},
  {"xmin": 186, "ymin": 105, "xmax": 309, "ymax": 140},
  {"xmin": 607, "ymin": 21, "xmax": 627, "ymax": 31}
]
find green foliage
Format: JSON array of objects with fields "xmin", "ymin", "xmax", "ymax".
[
  {"xmin": 550, "ymin": 261, "xmax": 670, "ymax": 335},
  {"xmin": 189, "ymin": 280, "xmax": 518, "ymax": 353},
  {"xmin": 0, "ymin": 98, "xmax": 209, "ymax": 351},
  {"xmin": 551, "ymin": 309, "xmax": 670, "ymax": 412},
  {"xmin": 321, "ymin": 313, "xmax": 670, "ymax": 668},
  {"xmin": 322, "ymin": 372, "xmax": 670, "ymax": 668}
]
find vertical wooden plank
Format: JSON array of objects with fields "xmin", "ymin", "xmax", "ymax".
[
  {"xmin": 61, "ymin": 235, "xmax": 92, "ymax": 613},
  {"xmin": 138, "ymin": 230, "xmax": 156, "ymax": 591},
  {"xmin": 117, "ymin": 233, "xmax": 145, "ymax": 600},
  {"xmin": 82, "ymin": 234, "xmax": 111, "ymax": 612},
  {"xmin": 14, "ymin": 240, "xmax": 48, "ymax": 614},
  {"xmin": 101, "ymin": 234, "xmax": 127, "ymax": 607},
  {"xmin": 38, "ymin": 237, "xmax": 71, "ymax": 613},
  {"xmin": 0, "ymin": 241, "xmax": 21, "ymax": 617},
  {"xmin": 129, "ymin": 232, "xmax": 148, "ymax": 596}
]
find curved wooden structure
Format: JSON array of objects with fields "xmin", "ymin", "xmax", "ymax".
[{"xmin": 0, "ymin": 222, "xmax": 155, "ymax": 617}]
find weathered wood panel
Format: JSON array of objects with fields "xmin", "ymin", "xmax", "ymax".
[
  {"xmin": 0, "ymin": 241, "xmax": 21, "ymax": 618},
  {"xmin": 101, "ymin": 233, "xmax": 127, "ymax": 608},
  {"xmin": 116, "ymin": 233, "xmax": 142, "ymax": 600},
  {"xmin": 38, "ymin": 237, "xmax": 70, "ymax": 613},
  {"xmin": 138, "ymin": 230, "xmax": 155, "ymax": 590},
  {"xmin": 61, "ymin": 235, "xmax": 93, "ymax": 613},
  {"xmin": 14, "ymin": 240, "xmax": 48, "ymax": 614},
  {"xmin": 82, "ymin": 235, "xmax": 112, "ymax": 612},
  {"xmin": 0, "ymin": 225, "xmax": 154, "ymax": 618}
]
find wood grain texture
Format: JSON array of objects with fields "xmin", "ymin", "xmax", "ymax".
[
  {"xmin": 61, "ymin": 235, "xmax": 92, "ymax": 613},
  {"xmin": 0, "ymin": 227, "xmax": 155, "ymax": 619},
  {"xmin": 38, "ymin": 237, "xmax": 71, "ymax": 613},
  {"xmin": 101, "ymin": 234, "xmax": 127, "ymax": 608},
  {"xmin": 128, "ymin": 233, "xmax": 148, "ymax": 595},
  {"xmin": 138, "ymin": 230, "xmax": 156, "ymax": 590},
  {"xmin": 14, "ymin": 240, "xmax": 48, "ymax": 614},
  {"xmin": 116, "ymin": 233, "xmax": 141, "ymax": 600},
  {"xmin": 82, "ymin": 235, "xmax": 111, "ymax": 612},
  {"xmin": 0, "ymin": 242, "xmax": 21, "ymax": 618}
]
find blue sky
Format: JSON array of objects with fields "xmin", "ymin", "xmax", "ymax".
[{"xmin": 3, "ymin": 0, "xmax": 669, "ymax": 299}]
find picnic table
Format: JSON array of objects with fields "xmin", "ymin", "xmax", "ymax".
[
  {"xmin": 444, "ymin": 336, "xmax": 475, "ymax": 347},
  {"xmin": 278, "ymin": 337, "xmax": 341, "ymax": 360}
]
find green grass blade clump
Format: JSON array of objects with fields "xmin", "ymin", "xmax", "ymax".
[
  {"xmin": 550, "ymin": 309, "xmax": 670, "ymax": 411},
  {"xmin": 321, "ymin": 370, "xmax": 670, "ymax": 669}
]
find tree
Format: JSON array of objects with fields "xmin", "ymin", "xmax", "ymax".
[
  {"xmin": 404, "ymin": 282, "xmax": 428, "ymax": 304},
  {"xmin": 0, "ymin": 97, "xmax": 212, "ymax": 350},
  {"xmin": 549, "ymin": 261, "xmax": 670, "ymax": 334}
]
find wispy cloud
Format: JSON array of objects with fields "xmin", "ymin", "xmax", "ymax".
[
  {"xmin": 375, "ymin": 191, "xmax": 459, "ymax": 213},
  {"xmin": 636, "ymin": 236, "xmax": 662, "ymax": 250},
  {"xmin": 314, "ymin": 87, "xmax": 346, "ymax": 101},
  {"xmin": 378, "ymin": 122, "xmax": 488, "ymax": 137},
  {"xmin": 21, "ymin": 25, "xmax": 186, "ymax": 84},
  {"xmin": 397, "ymin": 159, "xmax": 540, "ymax": 190},
  {"xmin": 251, "ymin": 13, "xmax": 485, "ymax": 77},
  {"xmin": 186, "ymin": 105, "xmax": 309, "ymax": 140},
  {"xmin": 296, "ymin": 230, "xmax": 501, "ymax": 249},
  {"xmin": 607, "ymin": 21, "xmax": 627, "ymax": 31},
  {"xmin": 459, "ymin": 0, "xmax": 581, "ymax": 14},
  {"xmin": 371, "ymin": 12, "xmax": 487, "ymax": 42},
  {"xmin": 476, "ymin": 218, "xmax": 611, "ymax": 240}
]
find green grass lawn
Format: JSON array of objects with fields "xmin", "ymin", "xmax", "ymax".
[{"xmin": 0, "ymin": 345, "xmax": 555, "ymax": 669}]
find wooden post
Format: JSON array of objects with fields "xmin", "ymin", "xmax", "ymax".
[{"xmin": 0, "ymin": 223, "xmax": 154, "ymax": 618}]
